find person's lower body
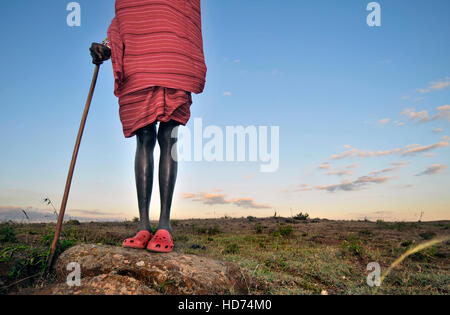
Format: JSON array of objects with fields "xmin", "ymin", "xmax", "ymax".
[
  {"xmin": 123, "ymin": 120, "xmax": 179, "ymax": 252},
  {"xmin": 121, "ymin": 86, "xmax": 191, "ymax": 252}
]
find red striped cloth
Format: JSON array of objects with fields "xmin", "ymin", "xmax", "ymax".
[{"xmin": 107, "ymin": 0, "xmax": 207, "ymax": 138}]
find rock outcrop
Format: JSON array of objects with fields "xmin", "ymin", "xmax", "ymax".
[{"xmin": 41, "ymin": 244, "xmax": 247, "ymax": 295}]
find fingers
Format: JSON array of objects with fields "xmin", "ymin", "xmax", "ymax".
[{"xmin": 90, "ymin": 43, "xmax": 107, "ymax": 65}]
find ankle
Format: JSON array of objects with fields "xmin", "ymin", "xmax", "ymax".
[
  {"xmin": 157, "ymin": 222, "xmax": 172, "ymax": 233},
  {"xmin": 138, "ymin": 222, "xmax": 152, "ymax": 233}
]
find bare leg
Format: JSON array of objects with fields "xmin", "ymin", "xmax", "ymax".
[
  {"xmin": 157, "ymin": 120, "xmax": 180, "ymax": 233},
  {"xmin": 135, "ymin": 123, "xmax": 157, "ymax": 232}
]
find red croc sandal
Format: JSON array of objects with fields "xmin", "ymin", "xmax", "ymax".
[
  {"xmin": 122, "ymin": 230, "xmax": 152, "ymax": 249},
  {"xmin": 146, "ymin": 229, "xmax": 174, "ymax": 253}
]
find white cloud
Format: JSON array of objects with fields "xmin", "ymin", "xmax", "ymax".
[
  {"xmin": 379, "ymin": 118, "xmax": 391, "ymax": 125},
  {"xmin": 415, "ymin": 164, "xmax": 447, "ymax": 176},
  {"xmin": 329, "ymin": 141, "xmax": 448, "ymax": 160},
  {"xmin": 433, "ymin": 105, "xmax": 450, "ymax": 122},
  {"xmin": 326, "ymin": 170, "xmax": 354, "ymax": 177},
  {"xmin": 318, "ymin": 163, "xmax": 331, "ymax": 170},
  {"xmin": 182, "ymin": 192, "xmax": 270, "ymax": 209},
  {"xmin": 401, "ymin": 142, "xmax": 448, "ymax": 156},
  {"xmin": 315, "ymin": 175, "xmax": 392, "ymax": 192},
  {"xmin": 223, "ymin": 91, "xmax": 232, "ymax": 96},
  {"xmin": 418, "ymin": 78, "xmax": 450, "ymax": 94},
  {"xmin": 401, "ymin": 108, "xmax": 430, "ymax": 123}
]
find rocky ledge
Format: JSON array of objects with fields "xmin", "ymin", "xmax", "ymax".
[{"xmin": 36, "ymin": 244, "xmax": 248, "ymax": 295}]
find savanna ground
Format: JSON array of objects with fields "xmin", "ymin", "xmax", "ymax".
[{"xmin": 0, "ymin": 216, "xmax": 449, "ymax": 295}]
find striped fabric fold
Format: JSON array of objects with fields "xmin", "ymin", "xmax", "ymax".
[
  {"xmin": 107, "ymin": 0, "xmax": 207, "ymax": 96},
  {"xmin": 106, "ymin": 0, "xmax": 206, "ymax": 138}
]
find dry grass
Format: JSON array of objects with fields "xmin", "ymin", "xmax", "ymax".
[{"xmin": 0, "ymin": 217, "xmax": 449, "ymax": 295}]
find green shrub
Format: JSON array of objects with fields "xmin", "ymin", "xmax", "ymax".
[
  {"xmin": 294, "ymin": 212, "xmax": 309, "ymax": 221},
  {"xmin": 272, "ymin": 224, "xmax": 294, "ymax": 238},
  {"xmin": 255, "ymin": 223, "xmax": 263, "ymax": 234},
  {"xmin": 376, "ymin": 220, "xmax": 417, "ymax": 231},
  {"xmin": 207, "ymin": 225, "xmax": 221, "ymax": 236},
  {"xmin": 0, "ymin": 224, "xmax": 17, "ymax": 243},
  {"xmin": 279, "ymin": 225, "xmax": 294, "ymax": 237},
  {"xmin": 66, "ymin": 220, "xmax": 81, "ymax": 226},
  {"xmin": 419, "ymin": 231, "xmax": 437, "ymax": 240},
  {"xmin": 401, "ymin": 240, "xmax": 414, "ymax": 247},
  {"xmin": 223, "ymin": 243, "xmax": 240, "ymax": 254},
  {"xmin": 358, "ymin": 229, "xmax": 373, "ymax": 236},
  {"xmin": 340, "ymin": 234, "xmax": 364, "ymax": 257}
]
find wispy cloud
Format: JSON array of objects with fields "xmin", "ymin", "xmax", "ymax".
[
  {"xmin": 418, "ymin": 78, "xmax": 450, "ymax": 94},
  {"xmin": 318, "ymin": 163, "xmax": 331, "ymax": 170},
  {"xmin": 325, "ymin": 170, "xmax": 355, "ymax": 177},
  {"xmin": 401, "ymin": 142, "xmax": 448, "ymax": 156},
  {"xmin": 329, "ymin": 141, "xmax": 448, "ymax": 160},
  {"xmin": 369, "ymin": 162, "xmax": 409, "ymax": 175},
  {"xmin": 300, "ymin": 165, "xmax": 402, "ymax": 193},
  {"xmin": 289, "ymin": 184, "xmax": 314, "ymax": 192},
  {"xmin": 0, "ymin": 206, "xmax": 123, "ymax": 222},
  {"xmin": 415, "ymin": 164, "xmax": 447, "ymax": 176},
  {"xmin": 182, "ymin": 192, "xmax": 270, "ymax": 209},
  {"xmin": 318, "ymin": 162, "xmax": 359, "ymax": 177},
  {"xmin": 379, "ymin": 118, "xmax": 391, "ymax": 125},
  {"xmin": 223, "ymin": 91, "xmax": 232, "ymax": 96},
  {"xmin": 229, "ymin": 198, "xmax": 270, "ymax": 209},
  {"xmin": 401, "ymin": 108, "xmax": 430, "ymax": 123},
  {"xmin": 68, "ymin": 209, "xmax": 119, "ymax": 217},
  {"xmin": 433, "ymin": 105, "xmax": 450, "ymax": 122},
  {"xmin": 432, "ymin": 128, "xmax": 443, "ymax": 133},
  {"xmin": 315, "ymin": 175, "xmax": 392, "ymax": 192},
  {"xmin": 401, "ymin": 105, "xmax": 450, "ymax": 123}
]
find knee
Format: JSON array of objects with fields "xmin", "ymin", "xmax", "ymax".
[
  {"xmin": 137, "ymin": 124, "xmax": 157, "ymax": 148},
  {"xmin": 158, "ymin": 122, "xmax": 178, "ymax": 148}
]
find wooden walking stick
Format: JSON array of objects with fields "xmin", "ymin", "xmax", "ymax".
[{"xmin": 47, "ymin": 64, "xmax": 101, "ymax": 269}]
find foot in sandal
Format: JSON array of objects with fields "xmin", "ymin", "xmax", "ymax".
[
  {"xmin": 146, "ymin": 229, "xmax": 174, "ymax": 253},
  {"xmin": 122, "ymin": 230, "xmax": 152, "ymax": 249}
]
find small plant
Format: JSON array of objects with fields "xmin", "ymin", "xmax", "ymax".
[
  {"xmin": 132, "ymin": 217, "xmax": 139, "ymax": 223},
  {"xmin": 223, "ymin": 243, "xmax": 240, "ymax": 254},
  {"xmin": 419, "ymin": 231, "xmax": 437, "ymax": 240},
  {"xmin": 358, "ymin": 229, "xmax": 373, "ymax": 236},
  {"xmin": 247, "ymin": 216, "xmax": 257, "ymax": 222},
  {"xmin": 376, "ymin": 220, "xmax": 417, "ymax": 231},
  {"xmin": 255, "ymin": 223, "xmax": 263, "ymax": 234},
  {"xmin": 340, "ymin": 234, "xmax": 364, "ymax": 257},
  {"xmin": 66, "ymin": 219, "xmax": 81, "ymax": 226},
  {"xmin": 272, "ymin": 224, "xmax": 294, "ymax": 238},
  {"xmin": 294, "ymin": 212, "xmax": 309, "ymax": 221},
  {"xmin": 8, "ymin": 247, "xmax": 49, "ymax": 279},
  {"xmin": 279, "ymin": 225, "xmax": 294, "ymax": 237},
  {"xmin": 401, "ymin": 240, "xmax": 414, "ymax": 247},
  {"xmin": 0, "ymin": 223, "xmax": 17, "ymax": 243},
  {"xmin": 195, "ymin": 226, "xmax": 208, "ymax": 234},
  {"xmin": 207, "ymin": 225, "xmax": 221, "ymax": 236}
]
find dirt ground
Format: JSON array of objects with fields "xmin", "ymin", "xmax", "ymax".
[{"xmin": 1, "ymin": 217, "xmax": 449, "ymax": 295}]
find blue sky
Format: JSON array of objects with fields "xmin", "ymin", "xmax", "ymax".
[{"xmin": 0, "ymin": 0, "xmax": 449, "ymax": 221}]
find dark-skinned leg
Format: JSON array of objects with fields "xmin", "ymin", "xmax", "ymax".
[
  {"xmin": 135, "ymin": 123, "xmax": 157, "ymax": 232},
  {"xmin": 157, "ymin": 120, "xmax": 180, "ymax": 233}
]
